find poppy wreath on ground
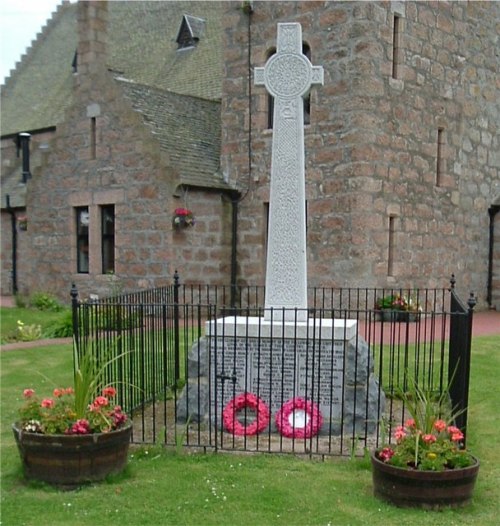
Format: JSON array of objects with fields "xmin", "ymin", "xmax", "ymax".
[
  {"xmin": 222, "ymin": 393, "xmax": 270, "ymax": 436},
  {"xmin": 275, "ymin": 397, "xmax": 323, "ymax": 439}
]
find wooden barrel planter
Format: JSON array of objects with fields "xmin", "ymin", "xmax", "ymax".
[
  {"xmin": 371, "ymin": 452, "xmax": 480, "ymax": 509},
  {"xmin": 12, "ymin": 423, "xmax": 132, "ymax": 489}
]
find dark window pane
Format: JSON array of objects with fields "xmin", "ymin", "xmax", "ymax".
[
  {"xmin": 101, "ymin": 205, "xmax": 115, "ymax": 274},
  {"xmin": 76, "ymin": 207, "xmax": 89, "ymax": 274}
]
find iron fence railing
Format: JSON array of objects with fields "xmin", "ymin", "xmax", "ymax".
[{"xmin": 71, "ymin": 274, "xmax": 475, "ymax": 456}]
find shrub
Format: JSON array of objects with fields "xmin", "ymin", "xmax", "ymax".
[
  {"xmin": 30, "ymin": 292, "xmax": 63, "ymax": 312},
  {"xmin": 43, "ymin": 310, "xmax": 74, "ymax": 338},
  {"xmin": 14, "ymin": 320, "xmax": 42, "ymax": 342}
]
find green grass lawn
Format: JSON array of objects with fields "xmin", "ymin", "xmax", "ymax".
[
  {"xmin": 1, "ymin": 335, "xmax": 499, "ymax": 525},
  {"xmin": 0, "ymin": 307, "xmax": 70, "ymax": 343}
]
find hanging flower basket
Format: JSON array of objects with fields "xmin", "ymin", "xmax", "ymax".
[
  {"xmin": 17, "ymin": 215, "xmax": 28, "ymax": 231},
  {"xmin": 172, "ymin": 208, "xmax": 195, "ymax": 229}
]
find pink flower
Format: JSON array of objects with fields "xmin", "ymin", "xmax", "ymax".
[
  {"xmin": 103, "ymin": 386, "xmax": 117, "ymax": 398},
  {"xmin": 23, "ymin": 388, "xmax": 35, "ymax": 398},
  {"xmin": 422, "ymin": 434, "xmax": 437, "ymax": 444},
  {"xmin": 446, "ymin": 425, "xmax": 464, "ymax": 442},
  {"xmin": 70, "ymin": 419, "xmax": 90, "ymax": 435},
  {"xmin": 378, "ymin": 447, "xmax": 395, "ymax": 462},
  {"xmin": 64, "ymin": 387, "xmax": 74, "ymax": 395},
  {"xmin": 41, "ymin": 398, "xmax": 54, "ymax": 408},
  {"xmin": 433, "ymin": 419, "xmax": 447, "ymax": 432},
  {"xmin": 112, "ymin": 407, "xmax": 128, "ymax": 427},
  {"xmin": 405, "ymin": 418, "xmax": 416, "ymax": 428},
  {"xmin": 53, "ymin": 388, "xmax": 64, "ymax": 398},
  {"xmin": 93, "ymin": 396, "xmax": 109, "ymax": 407},
  {"xmin": 394, "ymin": 426, "xmax": 407, "ymax": 442}
]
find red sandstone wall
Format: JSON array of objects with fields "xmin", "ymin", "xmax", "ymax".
[{"xmin": 221, "ymin": 1, "xmax": 499, "ymax": 304}]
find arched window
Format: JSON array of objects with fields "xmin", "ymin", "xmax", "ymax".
[{"xmin": 266, "ymin": 43, "xmax": 312, "ymax": 129}]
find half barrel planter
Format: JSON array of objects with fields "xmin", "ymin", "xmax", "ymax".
[
  {"xmin": 371, "ymin": 452, "xmax": 480, "ymax": 509},
  {"xmin": 12, "ymin": 423, "xmax": 132, "ymax": 489}
]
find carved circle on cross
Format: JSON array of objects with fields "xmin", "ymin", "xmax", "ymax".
[{"xmin": 264, "ymin": 53, "xmax": 312, "ymax": 99}]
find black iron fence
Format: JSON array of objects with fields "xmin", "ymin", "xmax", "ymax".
[{"xmin": 71, "ymin": 274, "xmax": 475, "ymax": 457}]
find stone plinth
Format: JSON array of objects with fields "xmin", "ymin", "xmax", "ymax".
[{"xmin": 176, "ymin": 316, "xmax": 385, "ymax": 435}]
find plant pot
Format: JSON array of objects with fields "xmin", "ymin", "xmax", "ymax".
[
  {"xmin": 380, "ymin": 310, "xmax": 420, "ymax": 322},
  {"xmin": 371, "ymin": 451, "xmax": 479, "ymax": 509},
  {"xmin": 12, "ymin": 423, "xmax": 132, "ymax": 489}
]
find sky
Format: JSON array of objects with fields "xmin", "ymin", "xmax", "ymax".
[{"xmin": 0, "ymin": 0, "xmax": 66, "ymax": 84}]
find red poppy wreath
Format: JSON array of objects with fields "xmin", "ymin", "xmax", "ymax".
[
  {"xmin": 222, "ymin": 393, "xmax": 270, "ymax": 436},
  {"xmin": 275, "ymin": 397, "xmax": 323, "ymax": 439}
]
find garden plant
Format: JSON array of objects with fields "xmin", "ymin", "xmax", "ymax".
[{"xmin": 0, "ymin": 306, "xmax": 499, "ymax": 525}]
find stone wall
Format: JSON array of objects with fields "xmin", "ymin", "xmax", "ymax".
[
  {"xmin": 221, "ymin": 1, "xmax": 499, "ymax": 305},
  {"xmin": 1, "ymin": 1, "xmax": 232, "ymax": 302}
]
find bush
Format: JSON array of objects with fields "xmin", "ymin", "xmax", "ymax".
[
  {"xmin": 30, "ymin": 292, "xmax": 63, "ymax": 312},
  {"xmin": 43, "ymin": 310, "xmax": 74, "ymax": 338},
  {"xmin": 10, "ymin": 320, "xmax": 42, "ymax": 342}
]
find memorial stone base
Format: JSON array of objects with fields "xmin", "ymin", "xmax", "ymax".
[{"xmin": 177, "ymin": 317, "xmax": 385, "ymax": 436}]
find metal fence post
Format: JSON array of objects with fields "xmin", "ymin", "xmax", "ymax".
[
  {"xmin": 173, "ymin": 270, "xmax": 180, "ymax": 384},
  {"xmin": 70, "ymin": 283, "xmax": 79, "ymax": 375},
  {"xmin": 448, "ymin": 274, "xmax": 476, "ymax": 443},
  {"xmin": 461, "ymin": 292, "xmax": 476, "ymax": 442}
]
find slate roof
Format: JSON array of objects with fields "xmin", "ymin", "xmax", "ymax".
[
  {"xmin": 0, "ymin": 2, "xmax": 76, "ymax": 135},
  {"xmin": 1, "ymin": 1, "xmax": 228, "ymax": 203},
  {"xmin": 117, "ymin": 78, "xmax": 228, "ymax": 191}
]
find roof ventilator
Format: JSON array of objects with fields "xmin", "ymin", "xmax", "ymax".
[{"xmin": 176, "ymin": 15, "xmax": 206, "ymax": 49}]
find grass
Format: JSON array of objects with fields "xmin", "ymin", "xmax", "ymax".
[
  {"xmin": 1, "ymin": 334, "xmax": 499, "ymax": 525},
  {"xmin": 0, "ymin": 307, "xmax": 70, "ymax": 343}
]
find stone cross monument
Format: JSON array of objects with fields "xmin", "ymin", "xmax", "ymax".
[
  {"xmin": 178, "ymin": 24, "xmax": 383, "ymax": 438},
  {"xmin": 255, "ymin": 23, "xmax": 324, "ymax": 322}
]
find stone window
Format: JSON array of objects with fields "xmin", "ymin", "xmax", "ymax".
[
  {"xmin": 90, "ymin": 117, "xmax": 96, "ymax": 159},
  {"xmin": 176, "ymin": 15, "xmax": 205, "ymax": 49},
  {"xmin": 76, "ymin": 207, "xmax": 89, "ymax": 274},
  {"xmin": 436, "ymin": 128, "xmax": 444, "ymax": 187},
  {"xmin": 101, "ymin": 205, "xmax": 115, "ymax": 274},
  {"xmin": 392, "ymin": 14, "xmax": 401, "ymax": 79},
  {"xmin": 388, "ymin": 216, "xmax": 396, "ymax": 277}
]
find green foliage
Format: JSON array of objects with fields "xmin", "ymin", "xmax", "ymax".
[
  {"xmin": 377, "ymin": 371, "xmax": 475, "ymax": 471},
  {"xmin": 1, "ymin": 307, "xmax": 67, "ymax": 343},
  {"xmin": 29, "ymin": 292, "xmax": 63, "ymax": 312},
  {"xmin": 14, "ymin": 294, "xmax": 28, "ymax": 308},
  {"xmin": 0, "ymin": 336, "xmax": 499, "ymax": 525},
  {"xmin": 13, "ymin": 320, "xmax": 42, "ymax": 342},
  {"xmin": 42, "ymin": 309, "xmax": 74, "ymax": 338},
  {"xmin": 15, "ymin": 340, "xmax": 130, "ymax": 435}
]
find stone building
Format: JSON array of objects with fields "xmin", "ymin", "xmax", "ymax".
[{"xmin": 1, "ymin": 1, "xmax": 499, "ymax": 308}]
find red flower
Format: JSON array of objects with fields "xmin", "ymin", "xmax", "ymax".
[
  {"xmin": 93, "ymin": 396, "xmax": 109, "ymax": 407},
  {"xmin": 174, "ymin": 208, "xmax": 191, "ymax": 216},
  {"xmin": 103, "ymin": 386, "xmax": 117, "ymax": 398},
  {"xmin": 41, "ymin": 398, "xmax": 54, "ymax": 408},
  {"xmin": 422, "ymin": 434, "xmax": 437, "ymax": 444},
  {"xmin": 433, "ymin": 419, "xmax": 447, "ymax": 433},
  {"xmin": 69, "ymin": 419, "xmax": 91, "ymax": 435},
  {"xmin": 378, "ymin": 447, "xmax": 395, "ymax": 462},
  {"xmin": 394, "ymin": 425, "xmax": 407, "ymax": 442},
  {"xmin": 23, "ymin": 388, "xmax": 35, "ymax": 398}
]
